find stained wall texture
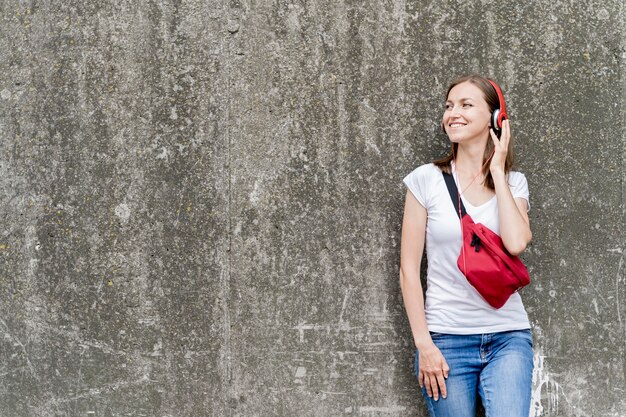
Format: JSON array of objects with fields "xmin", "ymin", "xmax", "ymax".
[{"xmin": 0, "ymin": 0, "xmax": 624, "ymax": 416}]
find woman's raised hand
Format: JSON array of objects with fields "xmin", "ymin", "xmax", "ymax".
[
  {"xmin": 489, "ymin": 119, "xmax": 510, "ymax": 174},
  {"xmin": 417, "ymin": 342, "xmax": 450, "ymax": 400}
]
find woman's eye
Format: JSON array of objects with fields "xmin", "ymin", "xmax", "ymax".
[
  {"xmin": 445, "ymin": 104, "xmax": 453, "ymax": 109},
  {"xmin": 463, "ymin": 103, "xmax": 473, "ymax": 107}
]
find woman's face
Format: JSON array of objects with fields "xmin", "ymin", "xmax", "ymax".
[{"xmin": 442, "ymin": 81, "xmax": 492, "ymax": 144}]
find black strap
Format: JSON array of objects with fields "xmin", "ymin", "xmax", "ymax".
[{"xmin": 442, "ymin": 170, "xmax": 467, "ymax": 219}]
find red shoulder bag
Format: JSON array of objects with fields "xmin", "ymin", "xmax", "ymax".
[{"xmin": 442, "ymin": 171, "xmax": 530, "ymax": 309}]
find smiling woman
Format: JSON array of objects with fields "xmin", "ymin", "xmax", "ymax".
[{"xmin": 400, "ymin": 75, "xmax": 534, "ymax": 417}]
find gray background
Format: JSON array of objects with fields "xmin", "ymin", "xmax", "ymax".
[{"xmin": 0, "ymin": 0, "xmax": 624, "ymax": 416}]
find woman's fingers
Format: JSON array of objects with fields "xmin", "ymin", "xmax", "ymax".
[
  {"xmin": 489, "ymin": 122, "xmax": 508, "ymax": 173},
  {"xmin": 418, "ymin": 344, "xmax": 449, "ymax": 401},
  {"xmin": 491, "ymin": 119, "xmax": 511, "ymax": 148},
  {"xmin": 490, "ymin": 128, "xmax": 502, "ymax": 147},
  {"xmin": 500, "ymin": 119, "xmax": 510, "ymax": 147},
  {"xmin": 427, "ymin": 370, "xmax": 447, "ymax": 400},
  {"xmin": 429, "ymin": 374, "xmax": 440, "ymax": 400},
  {"xmin": 436, "ymin": 373, "xmax": 447, "ymax": 399},
  {"xmin": 424, "ymin": 374, "xmax": 433, "ymax": 398},
  {"xmin": 422, "ymin": 370, "xmax": 447, "ymax": 400}
]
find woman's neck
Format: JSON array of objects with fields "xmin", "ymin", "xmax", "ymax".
[{"xmin": 455, "ymin": 141, "xmax": 487, "ymax": 175}]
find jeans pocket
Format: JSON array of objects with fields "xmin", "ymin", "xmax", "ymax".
[
  {"xmin": 429, "ymin": 331, "xmax": 445, "ymax": 340},
  {"xmin": 519, "ymin": 328, "xmax": 533, "ymax": 340},
  {"xmin": 510, "ymin": 329, "xmax": 533, "ymax": 348}
]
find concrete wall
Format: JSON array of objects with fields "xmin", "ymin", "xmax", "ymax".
[{"xmin": 0, "ymin": 0, "xmax": 623, "ymax": 416}]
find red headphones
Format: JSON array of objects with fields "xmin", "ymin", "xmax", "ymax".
[{"xmin": 487, "ymin": 79, "xmax": 508, "ymax": 134}]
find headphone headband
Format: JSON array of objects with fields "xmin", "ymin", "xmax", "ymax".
[{"xmin": 487, "ymin": 79, "xmax": 508, "ymax": 129}]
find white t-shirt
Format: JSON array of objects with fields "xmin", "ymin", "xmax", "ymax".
[{"xmin": 402, "ymin": 162, "xmax": 531, "ymax": 334}]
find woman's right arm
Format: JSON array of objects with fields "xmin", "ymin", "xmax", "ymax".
[{"xmin": 400, "ymin": 190, "xmax": 449, "ymax": 400}]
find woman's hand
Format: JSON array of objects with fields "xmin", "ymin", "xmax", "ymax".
[
  {"xmin": 488, "ymin": 117, "xmax": 532, "ymax": 254},
  {"xmin": 417, "ymin": 342, "xmax": 450, "ymax": 400},
  {"xmin": 489, "ymin": 119, "xmax": 510, "ymax": 174}
]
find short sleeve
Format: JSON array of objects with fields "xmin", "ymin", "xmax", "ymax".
[
  {"xmin": 508, "ymin": 171, "xmax": 530, "ymax": 212},
  {"xmin": 402, "ymin": 164, "xmax": 433, "ymax": 209}
]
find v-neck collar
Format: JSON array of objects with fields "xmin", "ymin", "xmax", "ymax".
[{"xmin": 451, "ymin": 161, "xmax": 497, "ymax": 208}]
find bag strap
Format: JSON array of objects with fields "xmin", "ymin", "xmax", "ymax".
[{"xmin": 442, "ymin": 170, "xmax": 467, "ymax": 219}]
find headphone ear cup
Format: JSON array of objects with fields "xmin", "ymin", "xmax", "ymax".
[
  {"xmin": 487, "ymin": 79, "xmax": 508, "ymax": 130},
  {"xmin": 491, "ymin": 109, "xmax": 501, "ymax": 131}
]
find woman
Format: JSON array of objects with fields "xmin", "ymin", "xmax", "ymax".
[{"xmin": 400, "ymin": 75, "xmax": 533, "ymax": 417}]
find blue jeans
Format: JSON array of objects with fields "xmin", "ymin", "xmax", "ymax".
[{"xmin": 414, "ymin": 329, "xmax": 533, "ymax": 417}]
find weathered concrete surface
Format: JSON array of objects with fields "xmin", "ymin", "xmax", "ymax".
[{"xmin": 0, "ymin": 0, "xmax": 623, "ymax": 416}]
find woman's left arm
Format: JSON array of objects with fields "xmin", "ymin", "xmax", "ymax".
[{"xmin": 490, "ymin": 120, "xmax": 532, "ymax": 256}]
